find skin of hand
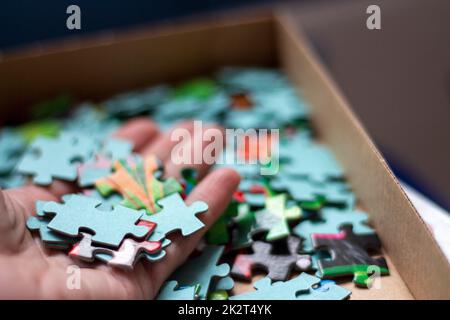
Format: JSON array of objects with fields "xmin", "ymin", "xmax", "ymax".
[{"xmin": 0, "ymin": 118, "xmax": 240, "ymax": 299}]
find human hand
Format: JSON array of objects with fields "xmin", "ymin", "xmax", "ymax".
[{"xmin": 0, "ymin": 118, "xmax": 239, "ymax": 299}]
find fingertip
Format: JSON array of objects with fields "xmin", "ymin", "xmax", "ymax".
[
  {"xmin": 114, "ymin": 117, "xmax": 160, "ymax": 151},
  {"xmin": 214, "ymin": 167, "xmax": 241, "ymax": 187}
]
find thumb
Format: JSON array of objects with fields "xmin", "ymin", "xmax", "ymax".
[{"xmin": 0, "ymin": 188, "xmax": 29, "ymax": 252}]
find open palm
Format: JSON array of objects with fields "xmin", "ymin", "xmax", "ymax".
[{"xmin": 0, "ymin": 118, "xmax": 239, "ymax": 299}]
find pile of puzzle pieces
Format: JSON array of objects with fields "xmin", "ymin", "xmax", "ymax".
[{"xmin": 0, "ymin": 67, "xmax": 390, "ymax": 300}]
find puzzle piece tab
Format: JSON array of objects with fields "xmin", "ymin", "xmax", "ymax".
[
  {"xmin": 157, "ymin": 281, "xmax": 198, "ymax": 300},
  {"xmin": 142, "ymin": 192, "xmax": 208, "ymax": 240}
]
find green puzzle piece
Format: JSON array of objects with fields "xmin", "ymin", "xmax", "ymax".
[
  {"xmin": 142, "ymin": 193, "xmax": 208, "ymax": 240},
  {"xmin": 169, "ymin": 245, "xmax": 231, "ymax": 299},
  {"xmin": 207, "ymin": 199, "xmax": 238, "ymax": 245},
  {"xmin": 173, "ymin": 78, "xmax": 217, "ymax": 100},
  {"xmin": 229, "ymin": 273, "xmax": 350, "ymax": 300},
  {"xmin": 294, "ymin": 207, "xmax": 374, "ymax": 252},
  {"xmin": 254, "ymin": 194, "xmax": 301, "ymax": 241},
  {"xmin": 43, "ymin": 194, "xmax": 149, "ymax": 248}
]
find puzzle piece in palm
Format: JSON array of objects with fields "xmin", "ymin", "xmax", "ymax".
[
  {"xmin": 0, "ymin": 129, "xmax": 26, "ymax": 175},
  {"xmin": 293, "ymin": 207, "xmax": 374, "ymax": 252},
  {"xmin": 253, "ymin": 194, "xmax": 301, "ymax": 241},
  {"xmin": 229, "ymin": 273, "xmax": 350, "ymax": 300},
  {"xmin": 156, "ymin": 281, "xmax": 198, "ymax": 300},
  {"xmin": 27, "ymin": 217, "xmax": 74, "ymax": 248},
  {"xmin": 95, "ymin": 155, "xmax": 182, "ymax": 214},
  {"xmin": 142, "ymin": 192, "xmax": 208, "ymax": 240},
  {"xmin": 78, "ymin": 138, "xmax": 134, "ymax": 187},
  {"xmin": 96, "ymin": 238, "xmax": 171, "ymax": 264},
  {"xmin": 231, "ymin": 236, "xmax": 302, "ymax": 281},
  {"xmin": 0, "ymin": 173, "xmax": 26, "ymax": 189},
  {"xmin": 70, "ymin": 225, "xmax": 161, "ymax": 269},
  {"xmin": 170, "ymin": 245, "xmax": 230, "ymax": 299},
  {"xmin": 27, "ymin": 201, "xmax": 76, "ymax": 248},
  {"xmin": 17, "ymin": 133, "xmax": 97, "ymax": 185},
  {"xmin": 312, "ymin": 225, "xmax": 389, "ymax": 288},
  {"xmin": 42, "ymin": 194, "xmax": 149, "ymax": 248}
]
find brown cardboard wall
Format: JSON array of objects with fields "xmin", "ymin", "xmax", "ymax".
[{"xmin": 276, "ymin": 12, "xmax": 450, "ymax": 299}]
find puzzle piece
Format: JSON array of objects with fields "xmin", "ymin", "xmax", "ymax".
[
  {"xmin": 293, "ymin": 207, "xmax": 374, "ymax": 252},
  {"xmin": 0, "ymin": 128, "xmax": 26, "ymax": 175},
  {"xmin": 0, "ymin": 173, "xmax": 26, "ymax": 189},
  {"xmin": 96, "ymin": 155, "xmax": 182, "ymax": 214},
  {"xmin": 253, "ymin": 194, "xmax": 301, "ymax": 241},
  {"xmin": 270, "ymin": 174, "xmax": 354, "ymax": 208},
  {"xmin": 280, "ymin": 141, "xmax": 343, "ymax": 183},
  {"xmin": 82, "ymin": 189, "xmax": 123, "ymax": 210},
  {"xmin": 206, "ymin": 193, "xmax": 242, "ymax": 245},
  {"xmin": 64, "ymin": 104, "xmax": 119, "ymax": 138},
  {"xmin": 17, "ymin": 132, "xmax": 98, "ymax": 185},
  {"xmin": 157, "ymin": 281, "xmax": 198, "ymax": 300},
  {"xmin": 70, "ymin": 226, "xmax": 161, "ymax": 269},
  {"xmin": 27, "ymin": 217, "xmax": 74, "ymax": 248},
  {"xmin": 312, "ymin": 225, "xmax": 389, "ymax": 288},
  {"xmin": 218, "ymin": 67, "xmax": 288, "ymax": 93},
  {"xmin": 180, "ymin": 167, "xmax": 199, "ymax": 196},
  {"xmin": 231, "ymin": 203, "xmax": 256, "ymax": 249},
  {"xmin": 173, "ymin": 78, "xmax": 217, "ymax": 100},
  {"xmin": 231, "ymin": 236, "xmax": 302, "ymax": 281},
  {"xmin": 229, "ymin": 273, "xmax": 350, "ymax": 300},
  {"xmin": 142, "ymin": 192, "xmax": 208, "ymax": 240},
  {"xmin": 78, "ymin": 138, "xmax": 134, "ymax": 187},
  {"xmin": 170, "ymin": 245, "xmax": 230, "ymax": 299},
  {"xmin": 42, "ymin": 194, "xmax": 149, "ymax": 248},
  {"xmin": 104, "ymin": 85, "xmax": 170, "ymax": 118}
]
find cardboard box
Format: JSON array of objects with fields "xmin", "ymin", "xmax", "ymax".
[{"xmin": 0, "ymin": 9, "xmax": 448, "ymax": 299}]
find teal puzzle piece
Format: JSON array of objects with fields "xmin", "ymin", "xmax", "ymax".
[
  {"xmin": 142, "ymin": 193, "xmax": 208, "ymax": 240},
  {"xmin": 170, "ymin": 245, "xmax": 231, "ymax": 299},
  {"xmin": 43, "ymin": 194, "xmax": 148, "ymax": 248},
  {"xmin": 229, "ymin": 273, "xmax": 350, "ymax": 300}
]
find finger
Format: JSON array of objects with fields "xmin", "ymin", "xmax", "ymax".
[
  {"xmin": 141, "ymin": 120, "xmax": 195, "ymax": 161},
  {"xmin": 113, "ymin": 117, "xmax": 160, "ymax": 152},
  {"xmin": 148, "ymin": 168, "xmax": 240, "ymax": 295},
  {"xmin": 11, "ymin": 118, "xmax": 159, "ymax": 200},
  {"xmin": 164, "ymin": 123, "xmax": 224, "ymax": 180}
]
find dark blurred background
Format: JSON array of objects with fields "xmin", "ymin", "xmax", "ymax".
[{"xmin": 1, "ymin": 0, "xmax": 449, "ymax": 211}]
